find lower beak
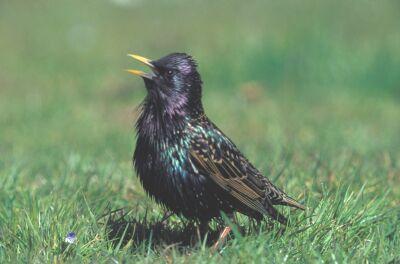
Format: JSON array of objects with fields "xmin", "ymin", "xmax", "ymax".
[{"xmin": 126, "ymin": 53, "xmax": 155, "ymax": 79}]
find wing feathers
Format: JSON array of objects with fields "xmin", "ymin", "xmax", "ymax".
[{"xmin": 189, "ymin": 124, "xmax": 305, "ymax": 222}]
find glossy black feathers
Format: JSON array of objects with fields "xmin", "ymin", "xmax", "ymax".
[{"xmin": 133, "ymin": 53, "xmax": 304, "ymax": 224}]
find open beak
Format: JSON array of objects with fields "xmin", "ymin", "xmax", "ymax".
[{"xmin": 126, "ymin": 53, "xmax": 155, "ymax": 79}]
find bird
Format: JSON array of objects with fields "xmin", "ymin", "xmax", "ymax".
[{"xmin": 127, "ymin": 52, "xmax": 305, "ymax": 248}]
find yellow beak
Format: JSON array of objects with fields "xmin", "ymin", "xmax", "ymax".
[
  {"xmin": 126, "ymin": 53, "xmax": 155, "ymax": 79},
  {"xmin": 128, "ymin": 54, "xmax": 154, "ymax": 68}
]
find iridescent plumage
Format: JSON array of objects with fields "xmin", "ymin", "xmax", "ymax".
[{"xmin": 132, "ymin": 53, "xmax": 304, "ymax": 225}]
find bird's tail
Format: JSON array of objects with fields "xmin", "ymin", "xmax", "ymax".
[
  {"xmin": 268, "ymin": 183, "xmax": 306, "ymax": 210},
  {"xmin": 263, "ymin": 196, "xmax": 305, "ymax": 225},
  {"xmin": 281, "ymin": 195, "xmax": 306, "ymax": 210}
]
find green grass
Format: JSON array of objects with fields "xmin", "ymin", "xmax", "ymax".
[{"xmin": 0, "ymin": 0, "xmax": 399, "ymax": 263}]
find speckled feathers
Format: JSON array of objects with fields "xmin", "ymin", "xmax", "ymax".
[{"xmin": 133, "ymin": 53, "xmax": 304, "ymax": 224}]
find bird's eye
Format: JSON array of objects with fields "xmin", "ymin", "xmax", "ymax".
[{"xmin": 163, "ymin": 69, "xmax": 174, "ymax": 80}]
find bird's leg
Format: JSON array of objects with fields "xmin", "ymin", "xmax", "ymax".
[
  {"xmin": 160, "ymin": 210, "xmax": 174, "ymax": 225},
  {"xmin": 196, "ymin": 221, "xmax": 209, "ymax": 242},
  {"xmin": 211, "ymin": 213, "xmax": 236, "ymax": 252},
  {"xmin": 211, "ymin": 226, "xmax": 232, "ymax": 252},
  {"xmin": 199, "ymin": 221, "xmax": 209, "ymax": 236}
]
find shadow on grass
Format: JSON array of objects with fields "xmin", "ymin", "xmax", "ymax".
[
  {"xmin": 99, "ymin": 207, "xmax": 293, "ymax": 251},
  {"xmin": 100, "ymin": 208, "xmax": 223, "ymax": 249}
]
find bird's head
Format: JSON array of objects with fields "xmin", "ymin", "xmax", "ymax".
[{"xmin": 127, "ymin": 53, "xmax": 203, "ymax": 116}]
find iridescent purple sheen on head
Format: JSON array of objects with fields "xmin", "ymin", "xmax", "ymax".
[
  {"xmin": 137, "ymin": 52, "xmax": 203, "ymax": 138},
  {"xmin": 178, "ymin": 60, "xmax": 192, "ymax": 75}
]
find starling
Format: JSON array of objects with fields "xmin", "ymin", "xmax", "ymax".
[{"xmin": 127, "ymin": 53, "xmax": 305, "ymax": 243}]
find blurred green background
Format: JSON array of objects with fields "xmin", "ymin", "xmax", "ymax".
[
  {"xmin": 0, "ymin": 0, "xmax": 399, "ymax": 262},
  {"xmin": 1, "ymin": 0, "xmax": 399, "ymax": 157}
]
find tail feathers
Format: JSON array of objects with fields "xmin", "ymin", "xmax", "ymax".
[
  {"xmin": 262, "ymin": 192, "xmax": 305, "ymax": 225},
  {"xmin": 281, "ymin": 195, "xmax": 306, "ymax": 210},
  {"xmin": 264, "ymin": 197, "xmax": 305, "ymax": 225},
  {"xmin": 267, "ymin": 184, "xmax": 306, "ymax": 210}
]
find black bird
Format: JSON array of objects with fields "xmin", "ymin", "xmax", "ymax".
[{"xmin": 127, "ymin": 53, "xmax": 305, "ymax": 246}]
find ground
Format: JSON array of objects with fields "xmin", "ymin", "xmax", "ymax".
[{"xmin": 0, "ymin": 1, "xmax": 399, "ymax": 263}]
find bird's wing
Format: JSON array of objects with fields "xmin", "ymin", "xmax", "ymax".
[{"xmin": 188, "ymin": 124, "xmax": 304, "ymax": 223}]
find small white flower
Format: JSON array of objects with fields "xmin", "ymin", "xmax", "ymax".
[{"xmin": 65, "ymin": 232, "xmax": 77, "ymax": 244}]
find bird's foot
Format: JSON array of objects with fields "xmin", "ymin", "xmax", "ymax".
[{"xmin": 211, "ymin": 226, "xmax": 232, "ymax": 253}]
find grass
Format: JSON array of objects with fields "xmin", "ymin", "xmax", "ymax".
[{"xmin": 0, "ymin": 0, "xmax": 399, "ymax": 263}]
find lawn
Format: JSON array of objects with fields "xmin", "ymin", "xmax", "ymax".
[{"xmin": 0, "ymin": 0, "xmax": 399, "ymax": 263}]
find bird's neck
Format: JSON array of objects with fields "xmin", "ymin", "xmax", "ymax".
[{"xmin": 136, "ymin": 96, "xmax": 204, "ymax": 142}]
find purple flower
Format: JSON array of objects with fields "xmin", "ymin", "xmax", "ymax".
[{"xmin": 65, "ymin": 232, "xmax": 76, "ymax": 244}]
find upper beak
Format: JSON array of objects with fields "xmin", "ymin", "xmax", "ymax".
[{"xmin": 126, "ymin": 53, "xmax": 155, "ymax": 79}]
